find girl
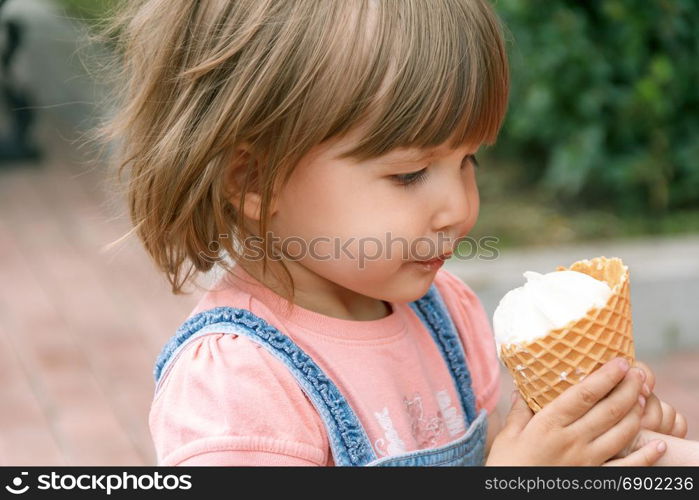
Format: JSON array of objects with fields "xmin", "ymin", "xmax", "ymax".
[{"xmin": 101, "ymin": 0, "xmax": 682, "ymax": 466}]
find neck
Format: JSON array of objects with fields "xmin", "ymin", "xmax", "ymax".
[{"xmin": 233, "ymin": 258, "xmax": 392, "ymax": 321}]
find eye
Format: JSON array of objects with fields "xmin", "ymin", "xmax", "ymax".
[
  {"xmin": 391, "ymin": 154, "xmax": 478, "ymax": 188},
  {"xmin": 391, "ymin": 166, "xmax": 429, "ymax": 188}
]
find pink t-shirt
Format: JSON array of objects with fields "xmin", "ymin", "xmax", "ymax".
[{"xmin": 149, "ymin": 265, "xmax": 501, "ymax": 466}]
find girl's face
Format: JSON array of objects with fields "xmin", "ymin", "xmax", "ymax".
[{"xmin": 266, "ymin": 126, "xmax": 481, "ymax": 307}]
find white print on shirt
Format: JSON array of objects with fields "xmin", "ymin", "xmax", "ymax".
[
  {"xmin": 436, "ymin": 389, "xmax": 466, "ymax": 437},
  {"xmin": 373, "ymin": 407, "xmax": 407, "ymax": 457},
  {"xmin": 404, "ymin": 392, "xmax": 444, "ymax": 448}
]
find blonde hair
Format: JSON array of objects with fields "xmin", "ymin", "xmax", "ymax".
[{"xmin": 98, "ymin": 0, "xmax": 509, "ymax": 300}]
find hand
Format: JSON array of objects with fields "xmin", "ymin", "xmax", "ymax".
[
  {"xmin": 486, "ymin": 357, "xmax": 664, "ymax": 466},
  {"xmin": 632, "ymin": 360, "xmax": 688, "ymax": 438}
]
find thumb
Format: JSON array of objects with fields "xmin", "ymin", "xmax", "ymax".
[
  {"xmin": 504, "ymin": 389, "xmax": 534, "ymax": 433},
  {"xmin": 604, "ymin": 440, "xmax": 666, "ymax": 466}
]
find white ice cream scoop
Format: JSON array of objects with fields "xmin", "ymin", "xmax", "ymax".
[{"xmin": 493, "ymin": 270, "xmax": 613, "ymax": 351}]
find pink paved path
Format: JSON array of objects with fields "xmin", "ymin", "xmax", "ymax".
[{"xmin": 1, "ymin": 158, "xmax": 697, "ymax": 465}]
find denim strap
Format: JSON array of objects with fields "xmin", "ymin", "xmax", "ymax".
[{"xmin": 408, "ymin": 284, "xmax": 478, "ymax": 424}]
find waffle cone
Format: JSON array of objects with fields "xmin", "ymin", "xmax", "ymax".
[{"xmin": 499, "ymin": 256, "xmax": 635, "ymax": 413}]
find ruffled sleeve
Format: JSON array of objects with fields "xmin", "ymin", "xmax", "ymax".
[
  {"xmin": 433, "ymin": 268, "xmax": 502, "ymax": 414},
  {"xmin": 148, "ymin": 332, "xmax": 329, "ymax": 466}
]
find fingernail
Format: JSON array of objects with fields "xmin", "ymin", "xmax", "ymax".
[
  {"xmin": 618, "ymin": 357, "xmax": 630, "ymax": 371},
  {"xmin": 638, "ymin": 368, "xmax": 646, "ymax": 381},
  {"xmin": 638, "ymin": 395, "xmax": 646, "ymax": 408},
  {"xmin": 656, "ymin": 441, "xmax": 667, "ymax": 453},
  {"xmin": 511, "ymin": 389, "xmax": 518, "ymax": 404},
  {"xmin": 642, "ymin": 383, "xmax": 651, "ymax": 397}
]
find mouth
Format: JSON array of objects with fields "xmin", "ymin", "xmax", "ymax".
[{"xmin": 412, "ymin": 250, "xmax": 454, "ymax": 263}]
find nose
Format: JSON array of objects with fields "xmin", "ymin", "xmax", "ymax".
[{"xmin": 431, "ymin": 165, "xmax": 478, "ymax": 237}]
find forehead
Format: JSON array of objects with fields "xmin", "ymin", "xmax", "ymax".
[
  {"xmin": 383, "ymin": 144, "xmax": 458, "ymax": 161},
  {"xmin": 325, "ymin": 123, "xmax": 477, "ymax": 164},
  {"xmin": 367, "ymin": 139, "xmax": 480, "ymax": 167}
]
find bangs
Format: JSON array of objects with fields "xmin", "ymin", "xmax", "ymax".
[{"xmin": 323, "ymin": 0, "xmax": 509, "ymax": 161}]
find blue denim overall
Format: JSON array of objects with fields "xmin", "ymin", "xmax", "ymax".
[{"xmin": 153, "ymin": 282, "xmax": 488, "ymax": 466}]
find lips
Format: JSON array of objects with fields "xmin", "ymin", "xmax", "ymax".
[{"xmin": 414, "ymin": 250, "xmax": 453, "ymax": 263}]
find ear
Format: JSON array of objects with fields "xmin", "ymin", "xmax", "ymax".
[{"xmin": 225, "ymin": 145, "xmax": 272, "ymax": 222}]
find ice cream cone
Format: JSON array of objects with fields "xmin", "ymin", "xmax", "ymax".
[{"xmin": 499, "ymin": 256, "xmax": 635, "ymax": 413}]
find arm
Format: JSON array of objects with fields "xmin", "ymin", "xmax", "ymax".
[
  {"xmin": 630, "ymin": 430, "xmax": 699, "ymax": 466},
  {"xmin": 485, "ymin": 408, "xmax": 502, "ymax": 458},
  {"xmin": 175, "ymin": 448, "xmax": 323, "ymax": 466}
]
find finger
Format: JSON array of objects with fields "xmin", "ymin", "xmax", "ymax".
[
  {"xmin": 503, "ymin": 389, "xmax": 534, "ymax": 433},
  {"xmin": 640, "ymin": 393, "xmax": 663, "ymax": 431},
  {"xmin": 573, "ymin": 366, "xmax": 645, "ymax": 441},
  {"xmin": 671, "ymin": 412, "xmax": 688, "ymax": 439},
  {"xmin": 657, "ymin": 400, "xmax": 677, "ymax": 435},
  {"xmin": 540, "ymin": 357, "xmax": 631, "ymax": 427},
  {"xmin": 604, "ymin": 440, "xmax": 666, "ymax": 466},
  {"xmin": 611, "ymin": 427, "xmax": 642, "ymax": 459},
  {"xmin": 589, "ymin": 393, "xmax": 644, "ymax": 462},
  {"xmin": 632, "ymin": 360, "xmax": 655, "ymax": 393}
]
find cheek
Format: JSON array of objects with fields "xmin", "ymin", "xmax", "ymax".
[
  {"xmin": 273, "ymin": 186, "xmax": 410, "ymax": 277},
  {"xmin": 272, "ymin": 167, "xmax": 386, "ymax": 242}
]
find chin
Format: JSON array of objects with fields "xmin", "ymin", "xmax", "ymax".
[{"xmin": 391, "ymin": 281, "xmax": 434, "ymax": 304}]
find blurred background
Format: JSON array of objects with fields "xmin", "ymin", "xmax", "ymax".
[{"xmin": 0, "ymin": 0, "xmax": 696, "ymax": 465}]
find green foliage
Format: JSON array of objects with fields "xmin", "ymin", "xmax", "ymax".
[
  {"xmin": 55, "ymin": 0, "xmax": 118, "ymax": 25},
  {"xmin": 493, "ymin": 0, "xmax": 699, "ymax": 215},
  {"xmin": 54, "ymin": 0, "xmax": 698, "ymax": 224}
]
